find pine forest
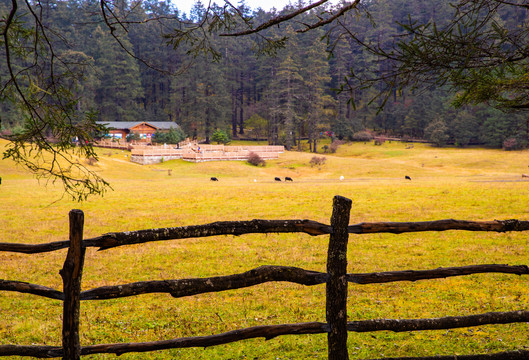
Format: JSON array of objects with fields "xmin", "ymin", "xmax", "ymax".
[{"xmin": 1, "ymin": 0, "xmax": 528, "ymax": 150}]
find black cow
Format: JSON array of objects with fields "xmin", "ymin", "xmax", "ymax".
[
  {"xmin": 274, "ymin": 177, "xmax": 281, "ymax": 182},
  {"xmin": 285, "ymin": 177, "xmax": 293, "ymax": 182},
  {"xmin": 405, "ymin": 175, "xmax": 411, "ymax": 180},
  {"xmin": 210, "ymin": 177, "xmax": 219, "ymax": 181}
]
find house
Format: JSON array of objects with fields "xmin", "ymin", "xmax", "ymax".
[{"xmin": 97, "ymin": 121, "xmax": 179, "ymax": 142}]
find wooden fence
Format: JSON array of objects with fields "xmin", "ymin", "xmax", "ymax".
[
  {"xmin": 1, "ymin": 195, "xmax": 528, "ymax": 359},
  {"xmin": 129, "ymin": 144, "xmax": 284, "ymax": 164}
]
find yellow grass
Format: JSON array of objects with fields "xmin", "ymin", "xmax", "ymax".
[{"xmin": 0, "ymin": 139, "xmax": 528, "ymax": 359}]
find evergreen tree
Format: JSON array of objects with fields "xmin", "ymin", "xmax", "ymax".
[
  {"xmin": 92, "ymin": 26, "xmax": 144, "ymax": 122},
  {"xmin": 451, "ymin": 109, "xmax": 481, "ymax": 147},
  {"xmin": 299, "ymin": 31, "xmax": 333, "ymax": 152},
  {"xmin": 272, "ymin": 54, "xmax": 303, "ymax": 150},
  {"xmin": 425, "ymin": 118, "xmax": 450, "ymax": 147}
]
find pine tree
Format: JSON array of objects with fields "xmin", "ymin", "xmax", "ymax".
[
  {"xmin": 92, "ymin": 26, "xmax": 144, "ymax": 122},
  {"xmin": 299, "ymin": 30, "xmax": 333, "ymax": 152}
]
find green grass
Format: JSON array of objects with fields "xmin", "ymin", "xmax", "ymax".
[{"xmin": 0, "ymin": 139, "xmax": 528, "ymax": 359}]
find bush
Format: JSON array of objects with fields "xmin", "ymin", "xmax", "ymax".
[
  {"xmin": 330, "ymin": 140, "xmax": 344, "ymax": 153},
  {"xmin": 247, "ymin": 152, "xmax": 265, "ymax": 166},
  {"xmin": 502, "ymin": 137, "xmax": 527, "ymax": 151},
  {"xmin": 309, "ymin": 156, "xmax": 326, "ymax": 167},
  {"xmin": 352, "ymin": 131, "xmax": 373, "ymax": 142},
  {"xmin": 86, "ymin": 156, "xmax": 98, "ymax": 166}
]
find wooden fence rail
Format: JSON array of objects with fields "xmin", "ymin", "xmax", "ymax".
[{"xmin": 0, "ymin": 195, "xmax": 528, "ymax": 359}]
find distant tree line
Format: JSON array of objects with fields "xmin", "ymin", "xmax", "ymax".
[{"xmin": 1, "ymin": 0, "xmax": 527, "ymax": 151}]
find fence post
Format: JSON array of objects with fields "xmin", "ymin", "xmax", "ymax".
[
  {"xmin": 60, "ymin": 210, "xmax": 86, "ymax": 360},
  {"xmin": 327, "ymin": 195, "xmax": 352, "ymax": 360}
]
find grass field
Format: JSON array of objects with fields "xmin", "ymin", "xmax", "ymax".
[{"xmin": 0, "ymin": 139, "xmax": 528, "ymax": 359}]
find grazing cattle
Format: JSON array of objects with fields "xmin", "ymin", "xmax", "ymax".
[
  {"xmin": 339, "ymin": 176, "xmax": 344, "ymax": 181},
  {"xmin": 522, "ymin": 174, "xmax": 529, "ymax": 178},
  {"xmin": 274, "ymin": 177, "xmax": 281, "ymax": 182},
  {"xmin": 285, "ymin": 177, "xmax": 293, "ymax": 182},
  {"xmin": 210, "ymin": 177, "xmax": 219, "ymax": 181},
  {"xmin": 405, "ymin": 175, "xmax": 411, "ymax": 180}
]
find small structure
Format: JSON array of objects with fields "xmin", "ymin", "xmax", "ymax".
[
  {"xmin": 97, "ymin": 121, "xmax": 179, "ymax": 143},
  {"xmin": 130, "ymin": 143, "xmax": 285, "ymax": 165}
]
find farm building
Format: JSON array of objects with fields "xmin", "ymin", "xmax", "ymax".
[{"xmin": 97, "ymin": 121, "xmax": 179, "ymax": 142}]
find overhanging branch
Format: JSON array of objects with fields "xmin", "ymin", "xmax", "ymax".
[{"xmin": 219, "ymin": 0, "xmax": 330, "ymax": 36}]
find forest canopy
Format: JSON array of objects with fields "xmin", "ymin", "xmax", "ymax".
[{"xmin": 0, "ymin": 0, "xmax": 528, "ymax": 199}]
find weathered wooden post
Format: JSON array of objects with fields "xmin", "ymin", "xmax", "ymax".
[
  {"xmin": 327, "ymin": 195, "xmax": 352, "ymax": 360},
  {"xmin": 60, "ymin": 210, "xmax": 86, "ymax": 360}
]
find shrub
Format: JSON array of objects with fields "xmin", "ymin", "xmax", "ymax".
[
  {"xmin": 309, "ymin": 156, "xmax": 326, "ymax": 167},
  {"xmin": 352, "ymin": 131, "xmax": 373, "ymax": 142},
  {"xmin": 86, "ymin": 156, "xmax": 98, "ymax": 166},
  {"xmin": 330, "ymin": 140, "xmax": 344, "ymax": 153},
  {"xmin": 247, "ymin": 152, "xmax": 265, "ymax": 166},
  {"xmin": 502, "ymin": 137, "xmax": 527, "ymax": 151}
]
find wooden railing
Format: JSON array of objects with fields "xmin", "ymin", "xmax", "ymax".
[{"xmin": 1, "ymin": 196, "xmax": 528, "ymax": 359}]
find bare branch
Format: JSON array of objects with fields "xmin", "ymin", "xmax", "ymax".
[
  {"xmin": 3, "ymin": 312, "xmax": 527, "ymax": 357},
  {"xmin": 80, "ymin": 322, "xmax": 327, "ymax": 355},
  {"xmin": 0, "ymin": 280, "xmax": 64, "ymax": 300},
  {"xmin": 3, "ymin": 219, "xmax": 529, "ymax": 254},
  {"xmin": 348, "ymin": 219, "xmax": 529, "ymax": 234},
  {"xmin": 348, "ymin": 310, "xmax": 529, "ymax": 333},
  {"xmin": 297, "ymin": 0, "xmax": 361, "ymax": 33},
  {"xmin": 219, "ymin": 0, "xmax": 330, "ymax": 36},
  {"xmin": 3, "ymin": 263, "xmax": 524, "ymax": 301},
  {"xmin": 349, "ymin": 264, "xmax": 529, "ymax": 284},
  {"xmin": 0, "ymin": 240, "xmax": 70, "ymax": 254},
  {"xmin": 366, "ymin": 349, "xmax": 529, "ymax": 360},
  {"xmin": 81, "ymin": 265, "xmax": 327, "ymax": 300},
  {"xmin": 0, "ymin": 345, "xmax": 63, "ymax": 358},
  {"xmin": 91, "ymin": 219, "xmax": 331, "ymax": 250}
]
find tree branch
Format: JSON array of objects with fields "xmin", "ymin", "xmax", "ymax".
[
  {"xmin": 348, "ymin": 310, "xmax": 529, "ymax": 332},
  {"xmin": 2, "ymin": 312, "xmax": 527, "ymax": 357},
  {"xmin": 219, "ymin": 0, "xmax": 330, "ymax": 36},
  {"xmin": 0, "ymin": 280, "xmax": 64, "ymax": 300},
  {"xmin": 366, "ymin": 349, "xmax": 529, "ymax": 360},
  {"xmin": 91, "ymin": 219, "xmax": 331, "ymax": 250},
  {"xmin": 348, "ymin": 219, "xmax": 529, "ymax": 234},
  {"xmin": 349, "ymin": 264, "xmax": 529, "ymax": 284},
  {"xmin": 80, "ymin": 322, "xmax": 327, "ymax": 355},
  {"xmin": 297, "ymin": 0, "xmax": 361, "ymax": 33},
  {"xmin": 2, "ymin": 219, "xmax": 529, "ymax": 254},
  {"xmin": 80, "ymin": 265, "xmax": 327, "ymax": 300}
]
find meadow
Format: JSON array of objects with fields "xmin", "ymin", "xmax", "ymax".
[{"xmin": 0, "ymin": 139, "xmax": 528, "ymax": 359}]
